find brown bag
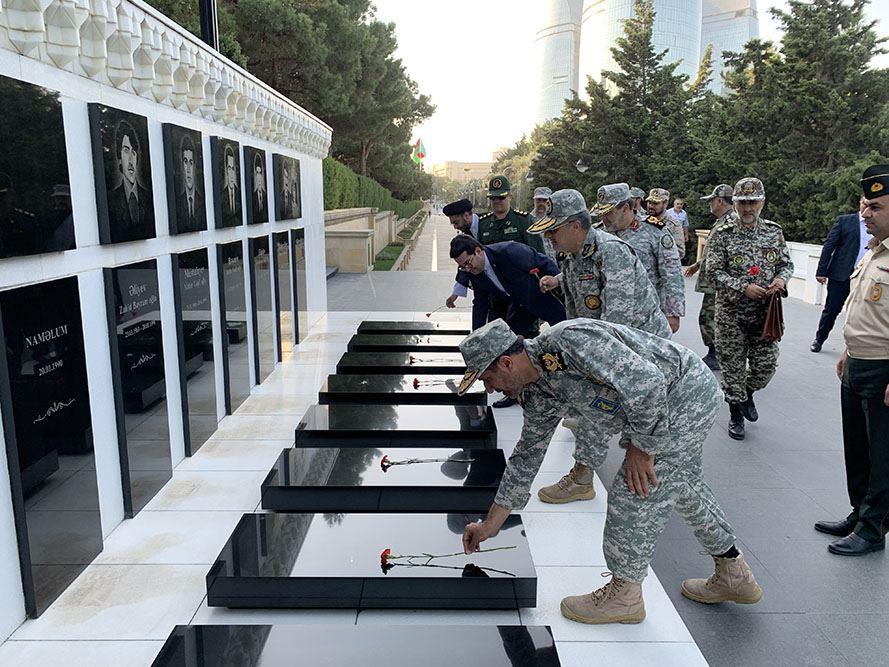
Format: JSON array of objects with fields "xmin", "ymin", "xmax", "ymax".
[{"xmin": 761, "ymin": 292, "xmax": 785, "ymax": 342}]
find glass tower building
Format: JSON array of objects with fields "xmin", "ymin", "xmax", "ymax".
[
  {"xmin": 534, "ymin": 0, "xmax": 584, "ymax": 125},
  {"xmin": 701, "ymin": 0, "xmax": 760, "ymax": 94}
]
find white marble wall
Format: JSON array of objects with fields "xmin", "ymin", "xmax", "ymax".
[{"xmin": 0, "ymin": 0, "xmax": 331, "ymax": 638}]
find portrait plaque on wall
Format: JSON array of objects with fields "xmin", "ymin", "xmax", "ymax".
[
  {"xmin": 0, "ymin": 75, "xmax": 74, "ymax": 257},
  {"xmin": 104, "ymin": 260, "xmax": 172, "ymax": 516},
  {"xmin": 272, "ymin": 154, "xmax": 301, "ymax": 221},
  {"xmin": 294, "ymin": 228, "xmax": 308, "ymax": 342},
  {"xmin": 88, "ymin": 104, "xmax": 156, "ymax": 245},
  {"xmin": 172, "ymin": 249, "xmax": 217, "ymax": 455},
  {"xmin": 0, "ymin": 277, "xmax": 102, "ymax": 616},
  {"xmin": 243, "ymin": 146, "xmax": 268, "ymax": 225},
  {"xmin": 249, "ymin": 236, "xmax": 274, "ymax": 383},
  {"xmin": 210, "ymin": 137, "xmax": 242, "ymax": 229},
  {"xmin": 163, "ymin": 124, "xmax": 207, "ymax": 234},
  {"xmin": 217, "ymin": 242, "xmax": 250, "ymax": 413}
]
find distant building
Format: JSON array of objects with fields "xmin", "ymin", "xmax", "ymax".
[
  {"xmin": 431, "ymin": 161, "xmax": 492, "ymax": 184},
  {"xmin": 701, "ymin": 0, "xmax": 760, "ymax": 94},
  {"xmin": 534, "ymin": 0, "xmax": 584, "ymax": 125}
]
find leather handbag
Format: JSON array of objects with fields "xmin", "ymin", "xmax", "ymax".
[{"xmin": 761, "ymin": 292, "xmax": 785, "ymax": 342}]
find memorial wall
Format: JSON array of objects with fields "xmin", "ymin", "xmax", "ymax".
[{"xmin": 0, "ymin": 0, "xmax": 331, "ymax": 637}]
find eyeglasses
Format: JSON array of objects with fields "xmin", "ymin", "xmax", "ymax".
[
  {"xmin": 488, "ymin": 195, "xmax": 507, "ymax": 201},
  {"xmin": 456, "ymin": 255, "xmax": 475, "ymax": 271}
]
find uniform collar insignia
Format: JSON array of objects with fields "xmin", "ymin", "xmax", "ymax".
[
  {"xmin": 581, "ymin": 242, "xmax": 596, "ymax": 258},
  {"xmin": 539, "ymin": 351, "xmax": 565, "ymax": 372}
]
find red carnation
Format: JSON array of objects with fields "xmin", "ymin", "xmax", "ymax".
[
  {"xmin": 380, "ymin": 548, "xmax": 391, "ymax": 564},
  {"xmin": 748, "ymin": 266, "xmax": 761, "ymax": 277},
  {"xmin": 413, "ymin": 377, "xmax": 420, "ymax": 389},
  {"xmin": 409, "ymin": 355, "xmax": 416, "ymax": 364},
  {"xmin": 380, "ymin": 455, "xmax": 391, "ymax": 472},
  {"xmin": 529, "ymin": 268, "xmax": 540, "ymax": 276},
  {"xmin": 425, "ymin": 312, "xmax": 432, "ymax": 318}
]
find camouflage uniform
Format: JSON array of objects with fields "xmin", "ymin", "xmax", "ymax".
[
  {"xmin": 695, "ymin": 208, "xmax": 739, "ymax": 347},
  {"xmin": 459, "ymin": 318, "xmax": 737, "ymax": 583},
  {"xmin": 614, "ymin": 219, "xmax": 686, "ymax": 319},
  {"xmin": 705, "ymin": 182, "xmax": 794, "ymax": 404}
]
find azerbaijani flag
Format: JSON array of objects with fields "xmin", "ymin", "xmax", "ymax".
[{"xmin": 411, "ymin": 139, "xmax": 426, "ymax": 164}]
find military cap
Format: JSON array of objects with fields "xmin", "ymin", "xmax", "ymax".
[
  {"xmin": 733, "ymin": 177, "xmax": 765, "ymax": 201},
  {"xmin": 533, "ymin": 186, "xmax": 553, "ymax": 199},
  {"xmin": 591, "ymin": 182, "xmax": 632, "ymax": 216},
  {"xmin": 645, "ymin": 187, "xmax": 670, "ymax": 203},
  {"xmin": 700, "ymin": 184, "xmax": 734, "ymax": 201},
  {"xmin": 487, "ymin": 174, "xmax": 511, "ymax": 197},
  {"xmin": 442, "ymin": 198, "xmax": 472, "ymax": 216},
  {"xmin": 527, "ymin": 188, "xmax": 588, "ymax": 233},
  {"xmin": 457, "ymin": 319, "xmax": 517, "ymax": 394},
  {"xmin": 861, "ymin": 164, "xmax": 889, "ymax": 199},
  {"xmin": 629, "ymin": 186, "xmax": 646, "ymax": 199}
]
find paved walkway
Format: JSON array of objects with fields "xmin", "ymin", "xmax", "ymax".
[{"xmin": 406, "ymin": 212, "xmax": 457, "ymax": 271}]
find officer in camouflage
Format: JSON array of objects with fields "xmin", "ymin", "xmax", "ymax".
[
  {"xmin": 524, "ymin": 187, "xmax": 670, "ymax": 505},
  {"xmin": 646, "ymin": 187, "xmax": 686, "ymax": 261},
  {"xmin": 629, "ymin": 186, "xmax": 647, "ymax": 222},
  {"xmin": 597, "ymin": 184, "xmax": 686, "ymax": 333},
  {"xmin": 458, "ymin": 318, "xmax": 762, "ymax": 624},
  {"xmin": 683, "ymin": 184, "xmax": 739, "ymax": 370},
  {"xmin": 705, "ymin": 177, "xmax": 794, "ymax": 440}
]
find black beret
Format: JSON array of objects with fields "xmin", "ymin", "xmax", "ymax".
[
  {"xmin": 861, "ymin": 164, "xmax": 889, "ymax": 199},
  {"xmin": 443, "ymin": 198, "xmax": 472, "ymax": 216}
]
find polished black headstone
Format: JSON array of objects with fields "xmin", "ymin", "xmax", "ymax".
[
  {"xmin": 272, "ymin": 153, "xmax": 301, "ymax": 221},
  {"xmin": 0, "ymin": 277, "xmax": 102, "ymax": 617},
  {"xmin": 207, "ymin": 512, "xmax": 535, "ymax": 609},
  {"xmin": 162, "ymin": 124, "xmax": 207, "ymax": 234},
  {"xmin": 347, "ymin": 333, "xmax": 463, "ymax": 353},
  {"xmin": 217, "ymin": 242, "xmax": 250, "ymax": 413},
  {"xmin": 319, "ymin": 374, "xmax": 485, "ymax": 405},
  {"xmin": 293, "ymin": 228, "xmax": 308, "ymax": 343},
  {"xmin": 295, "ymin": 404, "xmax": 496, "ymax": 448},
  {"xmin": 243, "ymin": 146, "xmax": 269, "ymax": 224},
  {"xmin": 336, "ymin": 351, "xmax": 465, "ymax": 375},
  {"xmin": 358, "ymin": 321, "xmax": 470, "ymax": 335},
  {"xmin": 209, "ymin": 137, "xmax": 243, "ymax": 229},
  {"xmin": 153, "ymin": 624, "xmax": 560, "ymax": 666},
  {"xmin": 249, "ymin": 236, "xmax": 274, "ymax": 384},
  {"xmin": 104, "ymin": 261, "xmax": 172, "ymax": 516},
  {"xmin": 261, "ymin": 447, "xmax": 504, "ymax": 512},
  {"xmin": 273, "ymin": 231, "xmax": 294, "ymax": 358}
]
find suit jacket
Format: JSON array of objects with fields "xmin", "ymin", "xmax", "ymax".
[
  {"xmin": 108, "ymin": 182, "xmax": 153, "ymax": 241},
  {"xmin": 174, "ymin": 186, "xmax": 206, "ymax": 233},
  {"xmin": 817, "ymin": 213, "xmax": 861, "ymax": 281},
  {"xmin": 465, "ymin": 241, "xmax": 566, "ymax": 331}
]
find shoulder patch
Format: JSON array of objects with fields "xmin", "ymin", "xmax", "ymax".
[
  {"xmin": 646, "ymin": 216, "xmax": 665, "ymax": 228},
  {"xmin": 581, "ymin": 242, "xmax": 596, "ymax": 258},
  {"xmin": 538, "ymin": 351, "xmax": 566, "ymax": 372},
  {"xmin": 661, "ymin": 234, "xmax": 675, "ymax": 249}
]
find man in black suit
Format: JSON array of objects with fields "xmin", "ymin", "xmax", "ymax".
[
  {"xmin": 174, "ymin": 135, "xmax": 205, "ymax": 232},
  {"xmin": 108, "ymin": 120, "xmax": 152, "ymax": 238},
  {"xmin": 252, "ymin": 153, "xmax": 267, "ymax": 221},
  {"xmin": 811, "ymin": 198, "xmax": 871, "ymax": 352}
]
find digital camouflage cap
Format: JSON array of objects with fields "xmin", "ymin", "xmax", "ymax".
[
  {"xmin": 700, "ymin": 184, "xmax": 734, "ymax": 201},
  {"xmin": 733, "ymin": 177, "xmax": 765, "ymax": 201},
  {"xmin": 487, "ymin": 174, "xmax": 511, "ymax": 197},
  {"xmin": 591, "ymin": 182, "xmax": 632, "ymax": 216},
  {"xmin": 629, "ymin": 186, "xmax": 646, "ymax": 200},
  {"xmin": 533, "ymin": 186, "xmax": 553, "ymax": 199},
  {"xmin": 457, "ymin": 319, "xmax": 518, "ymax": 394},
  {"xmin": 645, "ymin": 187, "xmax": 670, "ymax": 203},
  {"xmin": 527, "ymin": 188, "xmax": 588, "ymax": 233}
]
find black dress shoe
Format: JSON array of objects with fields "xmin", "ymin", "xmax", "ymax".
[
  {"xmin": 492, "ymin": 396, "xmax": 517, "ymax": 408},
  {"xmin": 741, "ymin": 390, "xmax": 758, "ymax": 422},
  {"xmin": 814, "ymin": 516, "xmax": 858, "ymax": 537},
  {"xmin": 810, "ymin": 340, "xmax": 822, "ymax": 353},
  {"xmin": 828, "ymin": 533, "xmax": 885, "ymax": 556},
  {"xmin": 702, "ymin": 346, "xmax": 721, "ymax": 371},
  {"xmin": 728, "ymin": 403, "xmax": 745, "ymax": 440}
]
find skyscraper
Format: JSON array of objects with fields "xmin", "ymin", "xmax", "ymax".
[
  {"xmin": 701, "ymin": 0, "xmax": 760, "ymax": 94},
  {"xmin": 534, "ymin": 0, "xmax": 584, "ymax": 125}
]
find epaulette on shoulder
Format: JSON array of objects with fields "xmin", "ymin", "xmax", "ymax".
[
  {"xmin": 592, "ymin": 221, "xmax": 604, "ymax": 229},
  {"xmin": 514, "ymin": 209, "xmax": 529, "ymax": 216},
  {"xmin": 478, "ymin": 212, "xmax": 494, "ymax": 221},
  {"xmin": 761, "ymin": 218, "xmax": 783, "ymax": 229},
  {"xmin": 645, "ymin": 216, "xmax": 665, "ymax": 228}
]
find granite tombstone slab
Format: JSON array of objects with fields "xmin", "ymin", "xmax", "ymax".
[
  {"xmin": 210, "ymin": 137, "xmax": 242, "ymax": 228},
  {"xmin": 206, "ymin": 512, "xmax": 536, "ymax": 609},
  {"xmin": 217, "ymin": 242, "xmax": 250, "ymax": 413},
  {"xmin": 243, "ymin": 146, "xmax": 268, "ymax": 224},
  {"xmin": 318, "ymin": 373, "xmax": 485, "ymax": 405},
  {"xmin": 261, "ymin": 446, "xmax": 505, "ymax": 512},
  {"xmin": 295, "ymin": 404, "xmax": 496, "ymax": 448},
  {"xmin": 274, "ymin": 231, "xmax": 295, "ymax": 357},
  {"xmin": 336, "ymin": 351, "xmax": 466, "ymax": 375},
  {"xmin": 293, "ymin": 228, "xmax": 308, "ymax": 342},
  {"xmin": 347, "ymin": 333, "xmax": 464, "ymax": 353},
  {"xmin": 249, "ymin": 236, "xmax": 274, "ymax": 383},
  {"xmin": 273, "ymin": 154, "xmax": 301, "ymax": 221},
  {"xmin": 357, "ymin": 321, "xmax": 470, "ymax": 335},
  {"xmin": 153, "ymin": 624, "xmax": 560, "ymax": 666},
  {"xmin": 162, "ymin": 124, "xmax": 207, "ymax": 234}
]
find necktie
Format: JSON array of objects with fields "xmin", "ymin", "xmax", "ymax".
[
  {"xmin": 127, "ymin": 191, "xmax": 138, "ymax": 225},
  {"xmin": 188, "ymin": 195, "xmax": 194, "ymax": 219}
]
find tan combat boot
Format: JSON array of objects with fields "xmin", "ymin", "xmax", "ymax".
[
  {"xmin": 681, "ymin": 552, "xmax": 763, "ymax": 604},
  {"xmin": 560, "ymin": 574, "xmax": 646, "ymax": 625},
  {"xmin": 537, "ymin": 462, "xmax": 595, "ymax": 504}
]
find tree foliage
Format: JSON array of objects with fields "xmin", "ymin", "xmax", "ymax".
[{"xmin": 511, "ymin": 0, "xmax": 889, "ymax": 244}]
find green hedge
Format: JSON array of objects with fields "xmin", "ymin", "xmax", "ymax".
[
  {"xmin": 373, "ymin": 242, "xmax": 405, "ymax": 271},
  {"xmin": 323, "ymin": 157, "xmax": 422, "ymax": 219}
]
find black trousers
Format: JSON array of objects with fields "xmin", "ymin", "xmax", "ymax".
[
  {"xmin": 841, "ymin": 357, "xmax": 889, "ymax": 541},
  {"xmin": 815, "ymin": 279, "xmax": 851, "ymax": 344},
  {"xmin": 489, "ymin": 297, "xmax": 539, "ymax": 338}
]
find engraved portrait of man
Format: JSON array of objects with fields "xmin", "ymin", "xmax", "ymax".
[{"xmin": 108, "ymin": 120, "xmax": 151, "ymax": 232}]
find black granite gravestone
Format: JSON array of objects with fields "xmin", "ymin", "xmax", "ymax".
[
  {"xmin": 336, "ymin": 351, "xmax": 465, "ymax": 375},
  {"xmin": 104, "ymin": 260, "xmax": 172, "ymax": 516},
  {"xmin": 0, "ymin": 75, "xmax": 74, "ymax": 257},
  {"xmin": 347, "ymin": 333, "xmax": 464, "ymax": 353},
  {"xmin": 249, "ymin": 236, "xmax": 274, "ymax": 383},
  {"xmin": 272, "ymin": 154, "xmax": 301, "ymax": 221},
  {"xmin": 261, "ymin": 446, "xmax": 504, "ymax": 512},
  {"xmin": 243, "ymin": 146, "xmax": 268, "ymax": 224},
  {"xmin": 318, "ymin": 374, "xmax": 485, "ymax": 405},
  {"xmin": 0, "ymin": 277, "xmax": 102, "ymax": 616},
  {"xmin": 206, "ymin": 512, "xmax": 535, "ymax": 609},
  {"xmin": 293, "ymin": 228, "xmax": 308, "ymax": 343},
  {"xmin": 172, "ymin": 249, "xmax": 218, "ymax": 455},
  {"xmin": 162, "ymin": 124, "xmax": 207, "ymax": 234},
  {"xmin": 357, "ymin": 321, "xmax": 470, "ymax": 335},
  {"xmin": 217, "ymin": 242, "xmax": 250, "ymax": 413},
  {"xmin": 295, "ymin": 404, "xmax": 496, "ymax": 448},
  {"xmin": 273, "ymin": 231, "xmax": 294, "ymax": 358},
  {"xmin": 209, "ymin": 137, "xmax": 242, "ymax": 228},
  {"xmin": 152, "ymin": 625, "xmax": 561, "ymax": 667},
  {"xmin": 152, "ymin": 624, "xmax": 561, "ymax": 666}
]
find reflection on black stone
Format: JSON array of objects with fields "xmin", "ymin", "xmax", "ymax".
[
  {"xmin": 320, "ymin": 373, "xmax": 485, "ymax": 405},
  {"xmin": 293, "ymin": 228, "xmax": 308, "ymax": 343},
  {"xmin": 174, "ymin": 250, "xmax": 217, "ymax": 455},
  {"xmin": 218, "ymin": 242, "xmax": 250, "ymax": 413},
  {"xmin": 335, "ymin": 351, "xmax": 466, "ymax": 375},
  {"xmin": 249, "ymin": 237, "xmax": 274, "ymax": 383},
  {"xmin": 0, "ymin": 75, "xmax": 73, "ymax": 258},
  {"xmin": 347, "ymin": 333, "xmax": 464, "ymax": 352},
  {"xmin": 274, "ymin": 232, "xmax": 293, "ymax": 357},
  {"xmin": 0, "ymin": 277, "xmax": 102, "ymax": 616},
  {"xmin": 301, "ymin": 404, "xmax": 492, "ymax": 432},
  {"xmin": 357, "ymin": 321, "xmax": 471, "ymax": 335},
  {"xmin": 106, "ymin": 261, "xmax": 172, "ymax": 515},
  {"xmin": 153, "ymin": 625, "xmax": 561, "ymax": 666}
]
